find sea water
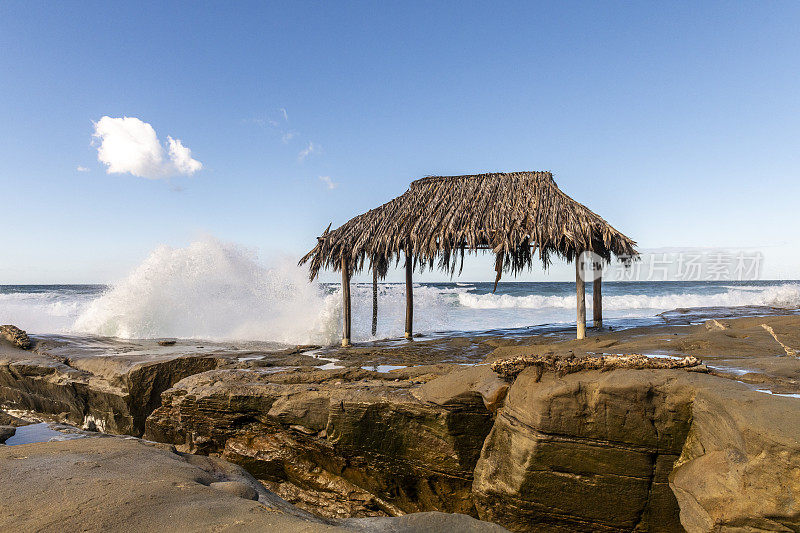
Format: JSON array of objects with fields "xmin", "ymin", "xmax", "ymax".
[{"xmin": 2, "ymin": 239, "xmax": 799, "ymax": 345}]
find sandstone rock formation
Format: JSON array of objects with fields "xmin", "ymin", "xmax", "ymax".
[
  {"xmin": 0, "ymin": 433, "xmax": 506, "ymax": 532},
  {"xmin": 146, "ymin": 365, "xmax": 495, "ymax": 519},
  {"xmin": 0, "ymin": 336, "xmax": 223, "ymax": 435},
  {"xmin": 144, "ymin": 317, "xmax": 800, "ymax": 531},
  {"xmin": 3, "ymin": 317, "xmax": 800, "ymax": 531},
  {"xmin": 0, "ymin": 333, "xmax": 328, "ymax": 435},
  {"xmin": 0, "ymin": 409, "xmax": 30, "ymax": 427},
  {"xmin": 0, "ymin": 325, "xmax": 31, "ymax": 349},
  {"xmin": 0, "ymin": 425, "xmax": 14, "ymax": 443},
  {"xmin": 474, "ymin": 368, "xmax": 694, "ymax": 531},
  {"xmin": 670, "ymin": 380, "xmax": 800, "ymax": 531},
  {"xmin": 472, "ymin": 367, "xmax": 800, "ymax": 531},
  {"xmin": 143, "ymin": 359, "xmax": 800, "ymax": 531}
]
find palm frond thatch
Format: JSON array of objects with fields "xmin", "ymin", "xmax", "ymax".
[{"xmin": 300, "ymin": 171, "xmax": 638, "ymax": 281}]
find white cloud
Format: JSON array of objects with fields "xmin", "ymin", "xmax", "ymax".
[
  {"xmin": 282, "ymin": 131, "xmax": 297, "ymax": 143},
  {"xmin": 76, "ymin": 166, "xmax": 90, "ymax": 172},
  {"xmin": 298, "ymin": 141, "xmax": 319, "ymax": 162},
  {"xmin": 92, "ymin": 116, "xmax": 202, "ymax": 179},
  {"xmin": 166, "ymin": 136, "xmax": 202, "ymax": 175},
  {"xmin": 319, "ymin": 176, "xmax": 337, "ymax": 190}
]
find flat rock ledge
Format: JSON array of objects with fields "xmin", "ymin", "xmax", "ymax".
[
  {"xmin": 0, "ymin": 432, "xmax": 506, "ymax": 532},
  {"xmin": 0, "ymin": 336, "xmax": 224, "ymax": 436}
]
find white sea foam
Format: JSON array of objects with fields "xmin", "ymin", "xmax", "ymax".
[
  {"xmin": 458, "ymin": 284, "xmax": 800, "ymax": 311},
  {"xmin": 0, "ymin": 291, "xmax": 91, "ymax": 332}
]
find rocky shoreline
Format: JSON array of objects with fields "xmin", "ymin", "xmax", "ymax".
[
  {"xmin": 2, "ymin": 315, "xmax": 800, "ymax": 531},
  {"xmin": 0, "ymin": 427, "xmax": 505, "ymax": 532}
]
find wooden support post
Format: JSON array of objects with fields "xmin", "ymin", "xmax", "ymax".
[
  {"xmin": 372, "ymin": 266, "xmax": 378, "ymax": 336},
  {"xmin": 593, "ymin": 266, "xmax": 603, "ymax": 329},
  {"xmin": 576, "ymin": 253, "xmax": 586, "ymax": 340},
  {"xmin": 341, "ymin": 255, "xmax": 351, "ymax": 347},
  {"xmin": 404, "ymin": 251, "xmax": 413, "ymax": 340}
]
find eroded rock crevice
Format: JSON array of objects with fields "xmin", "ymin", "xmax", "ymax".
[
  {"xmin": 473, "ymin": 369, "xmax": 693, "ymax": 532},
  {"xmin": 145, "ymin": 367, "xmax": 496, "ymax": 519}
]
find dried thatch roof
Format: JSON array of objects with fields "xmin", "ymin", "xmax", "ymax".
[{"xmin": 300, "ymin": 171, "xmax": 637, "ymax": 282}]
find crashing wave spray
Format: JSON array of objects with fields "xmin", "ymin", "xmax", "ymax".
[
  {"xmin": 73, "ymin": 238, "xmax": 341, "ymax": 344},
  {"xmin": 6, "ymin": 242, "xmax": 798, "ymax": 341}
]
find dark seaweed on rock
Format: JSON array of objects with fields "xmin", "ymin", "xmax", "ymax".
[
  {"xmin": 300, "ymin": 172, "xmax": 638, "ymax": 281},
  {"xmin": 491, "ymin": 353, "xmax": 703, "ymax": 381}
]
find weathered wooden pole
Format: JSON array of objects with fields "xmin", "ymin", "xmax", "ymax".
[
  {"xmin": 593, "ymin": 262, "xmax": 603, "ymax": 328},
  {"xmin": 372, "ymin": 265, "xmax": 378, "ymax": 336},
  {"xmin": 576, "ymin": 253, "xmax": 586, "ymax": 340},
  {"xmin": 341, "ymin": 254, "xmax": 352, "ymax": 347},
  {"xmin": 404, "ymin": 250, "xmax": 413, "ymax": 340}
]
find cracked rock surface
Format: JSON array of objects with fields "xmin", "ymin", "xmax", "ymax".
[
  {"xmin": 3, "ymin": 315, "xmax": 800, "ymax": 531},
  {"xmin": 0, "ymin": 431, "xmax": 506, "ymax": 532}
]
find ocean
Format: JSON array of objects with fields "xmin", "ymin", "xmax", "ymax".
[{"xmin": 2, "ymin": 279, "xmax": 799, "ymax": 346}]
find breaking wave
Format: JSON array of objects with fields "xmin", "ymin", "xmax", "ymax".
[
  {"xmin": 2, "ymin": 238, "xmax": 799, "ymax": 343},
  {"xmin": 73, "ymin": 238, "xmax": 341, "ymax": 344},
  {"xmin": 0, "ymin": 290, "xmax": 93, "ymax": 333},
  {"xmin": 458, "ymin": 283, "xmax": 800, "ymax": 310}
]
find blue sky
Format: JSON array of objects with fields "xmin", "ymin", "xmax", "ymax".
[{"xmin": 2, "ymin": 1, "xmax": 799, "ymax": 283}]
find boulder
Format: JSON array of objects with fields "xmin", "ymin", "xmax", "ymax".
[
  {"xmin": 671, "ymin": 381, "xmax": 800, "ymax": 531},
  {"xmin": 473, "ymin": 368, "xmax": 693, "ymax": 532},
  {"xmin": 0, "ymin": 425, "xmax": 15, "ymax": 443},
  {"xmin": 472, "ymin": 367, "xmax": 800, "ymax": 532},
  {"xmin": 411, "ymin": 364, "xmax": 509, "ymax": 413},
  {"xmin": 0, "ymin": 325, "xmax": 31, "ymax": 349},
  {"xmin": 146, "ymin": 366, "xmax": 495, "ymax": 519}
]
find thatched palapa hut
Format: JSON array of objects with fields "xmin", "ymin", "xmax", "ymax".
[{"xmin": 300, "ymin": 171, "xmax": 638, "ymax": 346}]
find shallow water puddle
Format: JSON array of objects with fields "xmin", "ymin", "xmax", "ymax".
[
  {"xmin": 304, "ymin": 348, "xmax": 344, "ymax": 370},
  {"xmin": 231, "ymin": 367, "xmax": 290, "ymax": 375},
  {"xmin": 641, "ymin": 353, "xmax": 684, "ymax": 360},
  {"xmin": 317, "ymin": 362, "xmax": 344, "ymax": 370},
  {"xmin": 361, "ymin": 364, "xmax": 407, "ymax": 373},
  {"xmin": 754, "ymin": 389, "xmax": 800, "ymax": 399},
  {"xmin": 4, "ymin": 423, "xmax": 86, "ymax": 446},
  {"xmin": 707, "ymin": 365, "xmax": 752, "ymax": 376}
]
